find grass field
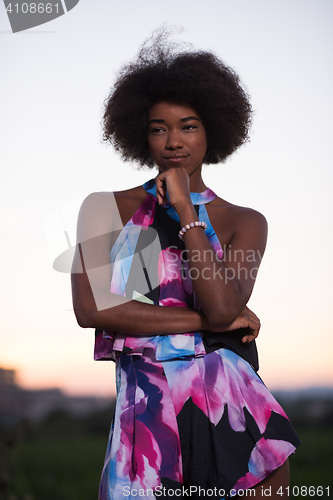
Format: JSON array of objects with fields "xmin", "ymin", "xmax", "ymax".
[
  {"xmin": 288, "ymin": 427, "xmax": 332, "ymax": 498},
  {"xmin": 2, "ymin": 412, "xmax": 332, "ymax": 500}
]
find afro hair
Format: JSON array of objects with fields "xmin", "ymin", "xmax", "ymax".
[{"xmin": 103, "ymin": 29, "xmax": 252, "ymax": 168}]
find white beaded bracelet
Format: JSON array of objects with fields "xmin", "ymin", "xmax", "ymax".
[{"xmin": 178, "ymin": 221, "xmax": 207, "ymax": 240}]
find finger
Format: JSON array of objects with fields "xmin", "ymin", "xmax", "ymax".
[
  {"xmin": 247, "ymin": 314, "xmax": 261, "ymax": 331},
  {"xmin": 242, "ymin": 328, "xmax": 259, "ymax": 343},
  {"xmin": 244, "ymin": 306, "xmax": 261, "ymax": 325},
  {"xmin": 242, "ymin": 334, "xmax": 256, "ymax": 343},
  {"xmin": 251, "ymin": 328, "xmax": 260, "ymax": 339},
  {"xmin": 156, "ymin": 179, "xmax": 167, "ymax": 205},
  {"xmin": 157, "ymin": 190, "xmax": 165, "ymax": 206},
  {"xmin": 247, "ymin": 310, "xmax": 260, "ymax": 324}
]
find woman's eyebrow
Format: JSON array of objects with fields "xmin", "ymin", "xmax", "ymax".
[
  {"xmin": 148, "ymin": 119, "xmax": 165, "ymax": 124},
  {"xmin": 181, "ymin": 116, "xmax": 200, "ymax": 122},
  {"xmin": 148, "ymin": 116, "xmax": 200, "ymax": 125}
]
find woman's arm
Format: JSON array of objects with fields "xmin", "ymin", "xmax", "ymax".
[{"xmin": 155, "ymin": 168, "xmax": 268, "ymax": 327}]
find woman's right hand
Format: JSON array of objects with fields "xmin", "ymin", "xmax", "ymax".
[{"xmin": 205, "ymin": 306, "xmax": 261, "ymax": 343}]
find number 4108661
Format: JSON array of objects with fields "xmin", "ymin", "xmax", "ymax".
[
  {"xmin": 6, "ymin": 3, "xmax": 59, "ymax": 14},
  {"xmin": 277, "ymin": 486, "xmax": 330, "ymax": 496}
]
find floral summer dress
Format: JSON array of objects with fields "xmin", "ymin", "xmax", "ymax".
[{"xmin": 94, "ymin": 179, "xmax": 300, "ymax": 500}]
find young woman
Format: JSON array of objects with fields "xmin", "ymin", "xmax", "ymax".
[{"xmin": 71, "ymin": 33, "xmax": 300, "ymax": 500}]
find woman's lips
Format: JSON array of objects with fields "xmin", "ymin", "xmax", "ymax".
[{"xmin": 163, "ymin": 155, "xmax": 188, "ymax": 163}]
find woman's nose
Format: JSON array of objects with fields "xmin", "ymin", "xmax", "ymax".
[{"xmin": 166, "ymin": 130, "xmax": 183, "ymax": 149}]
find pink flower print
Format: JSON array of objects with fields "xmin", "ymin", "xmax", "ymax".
[{"xmin": 233, "ymin": 437, "xmax": 296, "ymax": 490}]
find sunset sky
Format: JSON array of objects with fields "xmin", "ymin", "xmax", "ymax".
[{"xmin": 1, "ymin": 0, "xmax": 332, "ymax": 397}]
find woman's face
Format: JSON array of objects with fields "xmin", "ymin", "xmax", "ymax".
[{"xmin": 147, "ymin": 101, "xmax": 207, "ymax": 176}]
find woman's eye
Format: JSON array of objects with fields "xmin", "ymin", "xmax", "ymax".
[
  {"xmin": 183, "ymin": 125, "xmax": 197, "ymax": 130},
  {"xmin": 150, "ymin": 127, "xmax": 165, "ymax": 134}
]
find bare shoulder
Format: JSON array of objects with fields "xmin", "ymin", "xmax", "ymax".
[
  {"xmin": 78, "ymin": 191, "xmax": 119, "ymax": 225},
  {"xmin": 230, "ymin": 203, "xmax": 267, "ymax": 233},
  {"xmin": 77, "ymin": 185, "xmax": 147, "ymax": 239},
  {"xmin": 80, "ymin": 185, "xmax": 146, "ymax": 214},
  {"xmin": 207, "ymin": 195, "xmax": 268, "ymax": 248},
  {"xmin": 82, "ymin": 184, "xmax": 145, "ymax": 205},
  {"xmin": 113, "ymin": 184, "xmax": 147, "ymax": 201}
]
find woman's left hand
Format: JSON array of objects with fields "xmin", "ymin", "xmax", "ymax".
[{"xmin": 209, "ymin": 306, "xmax": 261, "ymax": 343}]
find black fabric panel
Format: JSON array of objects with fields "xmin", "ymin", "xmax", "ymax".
[
  {"xmin": 176, "ymin": 397, "xmax": 261, "ymax": 490},
  {"xmin": 263, "ymin": 410, "xmax": 302, "ymax": 448},
  {"xmin": 153, "ymin": 203, "xmax": 185, "ymax": 251}
]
